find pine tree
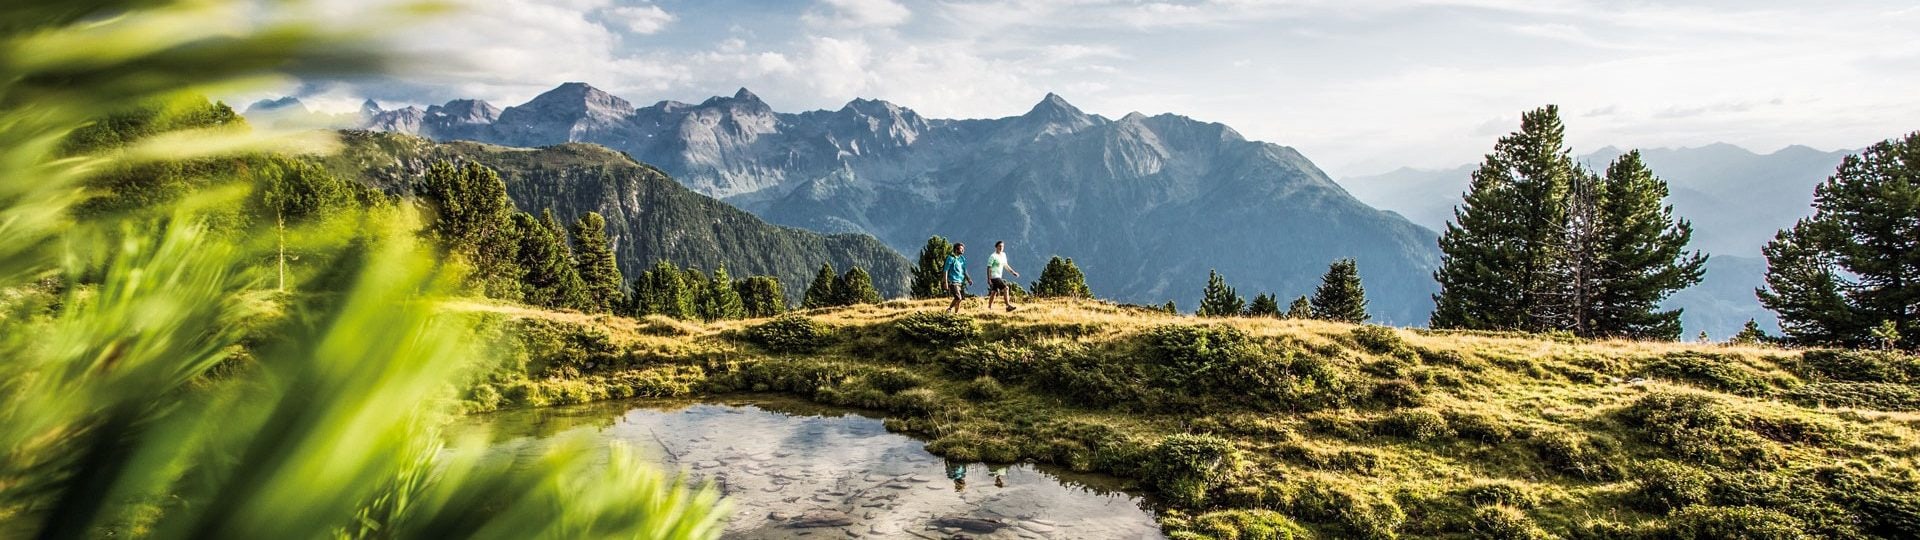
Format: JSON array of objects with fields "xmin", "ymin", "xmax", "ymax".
[
  {"xmin": 1578, "ymin": 151, "xmax": 1706, "ymax": 339},
  {"xmin": 417, "ymin": 160, "xmax": 522, "ymax": 299},
  {"xmin": 1730, "ymin": 319, "xmax": 1770, "ymax": 345},
  {"xmin": 681, "ymin": 267, "xmax": 709, "ymax": 314},
  {"xmin": 631, "ymin": 261, "xmax": 694, "ymax": 319},
  {"xmin": 1286, "ymin": 296, "xmax": 1314, "ymax": 319},
  {"xmin": 836, "ymin": 267, "xmax": 882, "ymax": 306},
  {"xmin": 1162, "ymin": 301, "xmax": 1178, "ymax": 315},
  {"xmin": 910, "ymin": 236, "xmax": 953, "ymax": 299},
  {"xmin": 512, "ymin": 211, "xmax": 590, "ymax": 310},
  {"xmin": 1032, "ymin": 256, "xmax": 1092, "ymax": 298},
  {"xmin": 1760, "ymin": 133, "xmax": 1920, "ymax": 348},
  {"xmin": 803, "ymin": 262, "xmax": 839, "ymax": 309},
  {"xmin": 569, "ymin": 212, "xmax": 624, "ymax": 313},
  {"xmin": 1245, "ymin": 293, "xmax": 1280, "ymax": 317},
  {"xmin": 1311, "ymin": 258, "xmax": 1369, "ymax": 323},
  {"xmin": 735, "ymin": 276, "xmax": 786, "ymax": 318},
  {"xmin": 1196, "ymin": 270, "xmax": 1245, "ymax": 317},
  {"xmin": 697, "ymin": 265, "xmax": 746, "ymax": 321},
  {"xmin": 1432, "ymin": 106, "xmax": 1578, "ymax": 332}
]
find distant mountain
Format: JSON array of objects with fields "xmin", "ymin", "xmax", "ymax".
[
  {"xmin": 324, "ymin": 131, "xmax": 913, "ymax": 301},
  {"xmin": 1340, "ymin": 143, "xmax": 1854, "ymax": 337},
  {"xmin": 348, "ymin": 84, "xmax": 1442, "ymax": 322}
]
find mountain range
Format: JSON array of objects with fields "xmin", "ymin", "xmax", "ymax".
[
  {"xmin": 322, "ymin": 131, "xmax": 913, "ymax": 301},
  {"xmin": 352, "ymin": 83, "xmax": 1442, "ymax": 323},
  {"xmin": 1340, "ymin": 143, "xmax": 1855, "ymax": 338}
]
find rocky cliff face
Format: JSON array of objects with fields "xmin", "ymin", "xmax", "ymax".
[{"xmin": 352, "ymin": 83, "xmax": 1442, "ymax": 322}]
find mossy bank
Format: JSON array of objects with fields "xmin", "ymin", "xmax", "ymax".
[{"xmin": 454, "ymin": 299, "xmax": 1920, "ymax": 540}]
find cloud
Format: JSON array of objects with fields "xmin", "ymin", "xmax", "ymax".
[
  {"xmin": 803, "ymin": 0, "xmax": 913, "ymax": 29},
  {"xmin": 603, "ymin": 4, "xmax": 675, "ymax": 34}
]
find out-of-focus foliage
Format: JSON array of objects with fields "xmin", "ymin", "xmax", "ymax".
[{"xmin": 0, "ymin": 0, "xmax": 725, "ymax": 538}]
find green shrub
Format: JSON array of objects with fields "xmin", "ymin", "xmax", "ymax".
[
  {"xmin": 1785, "ymin": 382, "xmax": 1920, "ymax": 411},
  {"xmin": 894, "ymin": 311, "xmax": 980, "ymax": 346},
  {"xmin": 946, "ymin": 342, "xmax": 1031, "ymax": 379},
  {"xmin": 1370, "ymin": 378, "xmax": 1426, "ymax": 408},
  {"xmin": 865, "ymin": 368, "xmax": 924, "ymax": 394},
  {"xmin": 1143, "ymin": 324, "xmax": 1260, "ymax": 384},
  {"xmin": 515, "ymin": 319, "xmax": 622, "ymax": 376},
  {"xmin": 1645, "ymin": 352, "xmax": 1774, "ymax": 396},
  {"xmin": 1147, "ymin": 434, "xmax": 1241, "ymax": 507},
  {"xmin": 1186, "ymin": 509, "xmax": 1313, "ymax": 540},
  {"xmin": 888, "ymin": 387, "xmax": 960, "ymax": 417},
  {"xmin": 1375, "ymin": 409, "xmax": 1452, "ymax": 441},
  {"xmin": 1528, "ymin": 429, "xmax": 1619, "ymax": 480},
  {"xmin": 1826, "ymin": 462, "xmax": 1920, "ymax": 538},
  {"xmin": 1468, "ymin": 505, "xmax": 1549, "ymax": 540},
  {"xmin": 962, "ymin": 376, "xmax": 1006, "ymax": 401},
  {"xmin": 1661, "ymin": 506, "xmax": 1810, "ymax": 540},
  {"xmin": 744, "ymin": 314, "xmax": 828, "ymax": 353},
  {"xmin": 1459, "ymin": 481, "xmax": 1536, "ymax": 509},
  {"xmin": 1446, "ymin": 410, "xmax": 1515, "ymax": 444},
  {"xmin": 1351, "ymin": 325, "xmax": 1415, "ymax": 358},
  {"xmin": 1634, "ymin": 460, "xmax": 1712, "ymax": 514},
  {"xmin": 1797, "ymin": 349, "xmax": 1920, "ymax": 383},
  {"xmin": 1621, "ymin": 391, "xmax": 1739, "ymax": 464},
  {"xmin": 1293, "ymin": 479, "xmax": 1405, "ymax": 539}
]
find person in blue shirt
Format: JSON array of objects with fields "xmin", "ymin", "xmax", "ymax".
[{"xmin": 943, "ymin": 243, "xmax": 970, "ymax": 313}]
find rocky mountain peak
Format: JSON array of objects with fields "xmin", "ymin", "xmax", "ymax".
[
  {"xmin": 1016, "ymin": 92, "xmax": 1097, "ymax": 138},
  {"xmin": 428, "ymin": 99, "xmax": 502, "ymax": 124},
  {"xmin": 513, "ymin": 82, "xmax": 634, "ymax": 118},
  {"xmin": 359, "ymin": 99, "xmax": 383, "ymax": 117}
]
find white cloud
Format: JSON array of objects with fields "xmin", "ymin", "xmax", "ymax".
[
  {"xmin": 803, "ymin": 0, "xmax": 913, "ymax": 29},
  {"xmin": 604, "ymin": 4, "xmax": 675, "ymax": 34}
]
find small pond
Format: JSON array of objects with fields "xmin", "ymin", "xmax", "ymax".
[{"xmin": 466, "ymin": 396, "xmax": 1166, "ymax": 539}]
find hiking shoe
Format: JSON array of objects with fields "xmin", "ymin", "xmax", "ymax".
[{"xmin": 1006, "ymin": 305, "xmax": 1018, "ymax": 312}]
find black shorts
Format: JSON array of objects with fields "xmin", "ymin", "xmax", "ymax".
[{"xmin": 989, "ymin": 278, "xmax": 1009, "ymax": 293}]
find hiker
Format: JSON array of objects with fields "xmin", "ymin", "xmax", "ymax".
[
  {"xmin": 984, "ymin": 240, "xmax": 1020, "ymax": 312},
  {"xmin": 944, "ymin": 243, "xmax": 969, "ymax": 313},
  {"xmin": 946, "ymin": 459, "xmax": 968, "ymax": 491}
]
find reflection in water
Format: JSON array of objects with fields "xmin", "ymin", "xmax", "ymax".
[{"xmin": 465, "ymin": 396, "xmax": 1166, "ymax": 539}]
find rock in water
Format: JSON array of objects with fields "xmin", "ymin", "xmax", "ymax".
[
  {"xmin": 930, "ymin": 516, "xmax": 1008, "ymax": 534},
  {"xmin": 788, "ymin": 509, "xmax": 855, "ymax": 528}
]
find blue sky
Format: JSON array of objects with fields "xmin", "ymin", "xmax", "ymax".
[{"xmin": 281, "ymin": 0, "xmax": 1920, "ymax": 177}]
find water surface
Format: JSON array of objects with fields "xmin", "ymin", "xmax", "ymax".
[{"xmin": 469, "ymin": 396, "xmax": 1166, "ymax": 539}]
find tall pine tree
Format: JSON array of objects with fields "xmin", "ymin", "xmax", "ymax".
[
  {"xmin": 1310, "ymin": 258, "xmax": 1369, "ymax": 323},
  {"xmin": 1196, "ymin": 270, "xmax": 1245, "ymax": 317},
  {"xmin": 697, "ymin": 265, "xmax": 746, "ymax": 321},
  {"xmin": 1432, "ymin": 106, "xmax": 1577, "ymax": 332},
  {"xmin": 910, "ymin": 236, "xmax": 953, "ymax": 299},
  {"xmin": 803, "ymin": 262, "xmax": 839, "ymax": 309},
  {"xmin": 1286, "ymin": 296, "xmax": 1314, "ymax": 319},
  {"xmin": 1031, "ymin": 256, "xmax": 1092, "ymax": 298},
  {"xmin": 1579, "ymin": 151, "xmax": 1706, "ymax": 339},
  {"xmin": 417, "ymin": 160, "xmax": 522, "ymax": 299},
  {"xmin": 1245, "ymin": 293, "xmax": 1281, "ymax": 317},
  {"xmin": 511, "ymin": 211, "xmax": 590, "ymax": 310},
  {"xmin": 569, "ymin": 212, "xmax": 623, "ymax": 313},
  {"xmin": 631, "ymin": 261, "xmax": 694, "ymax": 319},
  {"xmin": 735, "ymin": 276, "xmax": 786, "ymax": 318},
  {"xmin": 837, "ymin": 267, "xmax": 882, "ymax": 306},
  {"xmin": 1759, "ymin": 133, "xmax": 1920, "ymax": 348}
]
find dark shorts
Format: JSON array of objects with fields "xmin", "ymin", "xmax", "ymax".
[
  {"xmin": 947, "ymin": 281, "xmax": 965, "ymax": 299},
  {"xmin": 989, "ymin": 278, "xmax": 1009, "ymax": 293}
]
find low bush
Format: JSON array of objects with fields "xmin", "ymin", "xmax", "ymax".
[
  {"xmin": 1029, "ymin": 343, "xmax": 1157, "ymax": 409},
  {"xmin": 1661, "ymin": 506, "xmax": 1810, "ymax": 540},
  {"xmin": 1468, "ymin": 505, "xmax": 1549, "ymax": 540},
  {"xmin": 514, "ymin": 319, "xmax": 622, "ymax": 377},
  {"xmin": 1633, "ymin": 460, "xmax": 1712, "ymax": 514},
  {"xmin": 1351, "ymin": 325, "xmax": 1416, "ymax": 359},
  {"xmin": 1458, "ymin": 481, "xmax": 1536, "ymax": 509},
  {"xmin": 1797, "ymin": 349, "xmax": 1920, "ymax": 383},
  {"xmin": 1446, "ymin": 410, "xmax": 1515, "ymax": 444},
  {"xmin": 1645, "ymin": 352, "xmax": 1775, "ymax": 396},
  {"xmin": 962, "ymin": 375, "xmax": 1006, "ymax": 401},
  {"xmin": 894, "ymin": 311, "xmax": 980, "ymax": 347},
  {"xmin": 1375, "ymin": 409, "xmax": 1452, "ymax": 441},
  {"xmin": 744, "ymin": 314, "xmax": 828, "ymax": 353},
  {"xmin": 1620, "ymin": 391, "xmax": 1739, "ymax": 464},
  {"xmin": 1146, "ymin": 434, "xmax": 1241, "ymax": 507},
  {"xmin": 945, "ymin": 342, "xmax": 1032, "ymax": 379},
  {"xmin": 1370, "ymin": 379, "xmax": 1426, "ymax": 408},
  {"xmin": 1183, "ymin": 509, "xmax": 1313, "ymax": 540},
  {"xmin": 1785, "ymin": 382, "xmax": 1920, "ymax": 411},
  {"xmin": 1527, "ymin": 429, "xmax": 1619, "ymax": 480},
  {"xmin": 1142, "ymin": 324, "xmax": 1261, "ymax": 386},
  {"xmin": 865, "ymin": 368, "xmax": 924, "ymax": 394},
  {"xmin": 1293, "ymin": 479, "xmax": 1405, "ymax": 539}
]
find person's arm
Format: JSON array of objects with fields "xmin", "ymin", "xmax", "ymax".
[{"xmin": 1007, "ymin": 260, "xmax": 1019, "ymax": 278}]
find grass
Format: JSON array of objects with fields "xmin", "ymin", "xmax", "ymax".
[{"xmin": 454, "ymin": 297, "xmax": 1920, "ymax": 539}]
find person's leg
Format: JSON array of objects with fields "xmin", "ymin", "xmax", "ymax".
[
  {"xmin": 984, "ymin": 284, "xmax": 997, "ymax": 310},
  {"xmin": 947, "ymin": 282, "xmax": 963, "ymax": 312}
]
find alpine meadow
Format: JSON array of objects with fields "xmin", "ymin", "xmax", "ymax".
[{"xmin": 4, "ymin": 1, "xmax": 1919, "ymax": 540}]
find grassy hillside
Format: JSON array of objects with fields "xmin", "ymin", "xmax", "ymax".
[{"xmin": 455, "ymin": 299, "xmax": 1920, "ymax": 539}]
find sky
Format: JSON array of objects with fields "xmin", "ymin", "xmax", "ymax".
[{"xmin": 273, "ymin": 0, "xmax": 1920, "ymax": 178}]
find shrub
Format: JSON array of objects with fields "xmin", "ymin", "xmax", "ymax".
[
  {"xmin": 865, "ymin": 368, "xmax": 924, "ymax": 394},
  {"xmin": 1661, "ymin": 506, "xmax": 1810, "ymax": 540},
  {"xmin": 1185, "ymin": 509, "xmax": 1313, "ymax": 540},
  {"xmin": 1633, "ymin": 460, "xmax": 1711, "ymax": 514},
  {"xmin": 962, "ymin": 376, "xmax": 1005, "ymax": 401},
  {"xmin": 946, "ymin": 342, "xmax": 1031, "ymax": 379},
  {"xmin": 1446, "ymin": 410, "xmax": 1515, "ymax": 444},
  {"xmin": 1645, "ymin": 352, "xmax": 1774, "ymax": 396},
  {"xmin": 1029, "ymin": 343, "xmax": 1155, "ymax": 408},
  {"xmin": 1740, "ymin": 414, "xmax": 1846, "ymax": 446},
  {"xmin": 894, "ymin": 311, "xmax": 979, "ymax": 346},
  {"xmin": 515, "ymin": 319, "xmax": 621, "ymax": 377},
  {"xmin": 1621, "ymin": 391, "xmax": 1738, "ymax": 464},
  {"xmin": 1784, "ymin": 382, "xmax": 1920, "ymax": 411},
  {"xmin": 1528, "ymin": 429, "xmax": 1619, "ymax": 480},
  {"xmin": 888, "ymin": 387, "xmax": 960, "ymax": 417},
  {"xmin": 1147, "ymin": 434, "xmax": 1241, "ymax": 507},
  {"xmin": 1797, "ymin": 349, "xmax": 1920, "ymax": 383},
  {"xmin": 744, "ymin": 314, "xmax": 828, "ymax": 353},
  {"xmin": 1143, "ymin": 324, "xmax": 1260, "ymax": 384},
  {"xmin": 1375, "ymin": 409, "xmax": 1452, "ymax": 441},
  {"xmin": 1459, "ymin": 481, "xmax": 1536, "ymax": 509},
  {"xmin": 1370, "ymin": 379, "xmax": 1426, "ymax": 408},
  {"xmin": 1351, "ymin": 325, "xmax": 1415, "ymax": 358},
  {"xmin": 1293, "ymin": 479, "xmax": 1404, "ymax": 539},
  {"xmin": 1469, "ymin": 506, "xmax": 1549, "ymax": 540}
]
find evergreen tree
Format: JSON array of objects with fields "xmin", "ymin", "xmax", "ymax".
[
  {"xmin": 1196, "ymin": 269, "xmax": 1245, "ymax": 317},
  {"xmin": 254, "ymin": 157, "xmax": 356, "ymax": 291},
  {"xmin": 417, "ymin": 160, "xmax": 522, "ymax": 299},
  {"xmin": 1162, "ymin": 301, "xmax": 1178, "ymax": 315},
  {"xmin": 697, "ymin": 265, "xmax": 746, "ymax": 321},
  {"xmin": 803, "ymin": 262, "xmax": 839, "ymax": 309},
  {"xmin": 1311, "ymin": 258, "xmax": 1369, "ymax": 323},
  {"xmin": 569, "ymin": 212, "xmax": 624, "ymax": 313},
  {"xmin": 1031, "ymin": 256, "xmax": 1092, "ymax": 298},
  {"xmin": 1432, "ymin": 106, "xmax": 1578, "ymax": 331},
  {"xmin": 1759, "ymin": 133, "xmax": 1920, "ymax": 348},
  {"xmin": 1730, "ymin": 319, "xmax": 1770, "ymax": 346},
  {"xmin": 1286, "ymin": 296, "xmax": 1314, "ymax": 319},
  {"xmin": 681, "ymin": 267, "xmax": 709, "ymax": 314},
  {"xmin": 511, "ymin": 211, "xmax": 590, "ymax": 310},
  {"xmin": 1578, "ymin": 151, "xmax": 1706, "ymax": 339},
  {"xmin": 735, "ymin": 276, "xmax": 787, "ymax": 318},
  {"xmin": 631, "ymin": 261, "xmax": 694, "ymax": 319},
  {"xmin": 1245, "ymin": 293, "xmax": 1280, "ymax": 317},
  {"xmin": 910, "ymin": 236, "xmax": 953, "ymax": 299},
  {"xmin": 836, "ymin": 267, "xmax": 882, "ymax": 306}
]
